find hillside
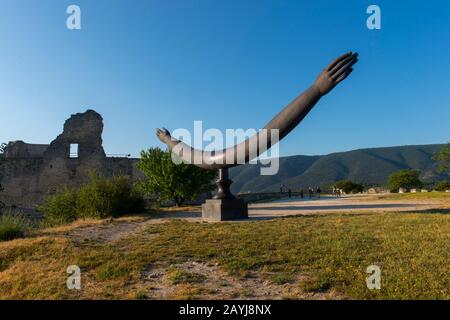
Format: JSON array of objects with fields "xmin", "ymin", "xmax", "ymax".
[{"xmin": 230, "ymin": 144, "xmax": 449, "ymax": 193}]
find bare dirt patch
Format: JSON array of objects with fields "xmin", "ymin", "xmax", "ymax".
[
  {"xmin": 53, "ymin": 211, "xmax": 201, "ymax": 244},
  {"xmin": 139, "ymin": 260, "xmax": 340, "ymax": 300}
]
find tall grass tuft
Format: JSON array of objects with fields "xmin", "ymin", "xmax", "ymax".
[
  {"xmin": 38, "ymin": 187, "xmax": 78, "ymax": 226},
  {"xmin": 0, "ymin": 210, "xmax": 31, "ymax": 242}
]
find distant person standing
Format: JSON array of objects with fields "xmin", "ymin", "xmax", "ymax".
[
  {"xmin": 288, "ymin": 188, "xmax": 292, "ymax": 198},
  {"xmin": 300, "ymin": 189, "xmax": 304, "ymax": 199},
  {"xmin": 316, "ymin": 187, "xmax": 321, "ymax": 199},
  {"xmin": 308, "ymin": 187, "xmax": 313, "ymax": 199}
]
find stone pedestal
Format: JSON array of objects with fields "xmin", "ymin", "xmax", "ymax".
[{"xmin": 202, "ymin": 198, "xmax": 248, "ymax": 222}]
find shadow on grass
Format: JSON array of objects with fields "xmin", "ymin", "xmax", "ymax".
[
  {"xmin": 252, "ymin": 203, "xmax": 418, "ymax": 211},
  {"xmin": 150, "ymin": 210, "xmax": 201, "ymax": 219},
  {"xmin": 245, "ymin": 212, "xmax": 377, "ymax": 222},
  {"xmin": 395, "ymin": 208, "xmax": 450, "ymax": 215}
]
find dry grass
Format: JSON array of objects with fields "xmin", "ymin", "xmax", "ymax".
[
  {"xmin": 375, "ymin": 192, "xmax": 450, "ymax": 201},
  {"xmin": 0, "ymin": 210, "xmax": 448, "ymax": 300},
  {"xmin": 158, "ymin": 205, "xmax": 201, "ymax": 212}
]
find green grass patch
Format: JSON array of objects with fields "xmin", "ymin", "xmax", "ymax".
[
  {"xmin": 0, "ymin": 210, "xmax": 31, "ymax": 242},
  {"xmin": 300, "ymin": 274, "xmax": 333, "ymax": 293},
  {"xmin": 271, "ymin": 273, "xmax": 294, "ymax": 285},
  {"xmin": 377, "ymin": 192, "xmax": 450, "ymax": 200},
  {"xmin": 169, "ymin": 270, "xmax": 206, "ymax": 285},
  {"xmin": 96, "ymin": 262, "xmax": 131, "ymax": 281},
  {"xmin": 135, "ymin": 290, "xmax": 148, "ymax": 300}
]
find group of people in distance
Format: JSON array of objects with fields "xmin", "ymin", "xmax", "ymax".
[
  {"xmin": 280, "ymin": 186, "xmax": 322, "ymax": 199},
  {"xmin": 332, "ymin": 186, "xmax": 343, "ymax": 198},
  {"xmin": 280, "ymin": 186, "xmax": 344, "ymax": 199}
]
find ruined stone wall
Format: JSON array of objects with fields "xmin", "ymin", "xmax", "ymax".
[
  {"xmin": 0, "ymin": 110, "xmax": 142, "ymax": 209},
  {"xmin": 43, "ymin": 110, "xmax": 106, "ymax": 160},
  {"xmin": 3, "ymin": 141, "xmax": 49, "ymax": 158},
  {"xmin": 0, "ymin": 158, "xmax": 43, "ymax": 208}
]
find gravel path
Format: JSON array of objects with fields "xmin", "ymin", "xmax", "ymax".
[{"xmin": 248, "ymin": 195, "xmax": 441, "ymax": 218}]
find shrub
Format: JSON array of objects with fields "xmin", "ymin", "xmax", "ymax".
[
  {"xmin": 0, "ymin": 210, "xmax": 31, "ymax": 242},
  {"xmin": 334, "ymin": 180, "xmax": 364, "ymax": 194},
  {"xmin": 388, "ymin": 169, "xmax": 423, "ymax": 192},
  {"xmin": 76, "ymin": 175, "xmax": 145, "ymax": 219},
  {"xmin": 38, "ymin": 175, "xmax": 145, "ymax": 225},
  {"xmin": 350, "ymin": 183, "xmax": 364, "ymax": 193},
  {"xmin": 38, "ymin": 187, "xmax": 78, "ymax": 225},
  {"xmin": 434, "ymin": 180, "xmax": 450, "ymax": 192}
]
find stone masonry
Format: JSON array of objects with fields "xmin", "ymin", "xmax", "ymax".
[{"xmin": 0, "ymin": 110, "xmax": 142, "ymax": 209}]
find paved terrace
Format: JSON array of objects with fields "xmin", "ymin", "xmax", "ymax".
[{"xmin": 248, "ymin": 195, "xmax": 439, "ymax": 219}]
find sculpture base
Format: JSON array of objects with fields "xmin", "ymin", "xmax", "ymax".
[{"xmin": 202, "ymin": 199, "xmax": 248, "ymax": 222}]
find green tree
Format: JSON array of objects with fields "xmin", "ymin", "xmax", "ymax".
[
  {"xmin": 334, "ymin": 179, "xmax": 364, "ymax": 194},
  {"xmin": 388, "ymin": 169, "xmax": 423, "ymax": 192},
  {"xmin": 350, "ymin": 183, "xmax": 364, "ymax": 194},
  {"xmin": 434, "ymin": 180, "xmax": 450, "ymax": 192},
  {"xmin": 433, "ymin": 142, "xmax": 450, "ymax": 173},
  {"xmin": 137, "ymin": 148, "xmax": 216, "ymax": 206}
]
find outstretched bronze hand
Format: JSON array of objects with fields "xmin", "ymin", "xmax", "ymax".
[
  {"xmin": 315, "ymin": 52, "xmax": 358, "ymax": 96},
  {"xmin": 156, "ymin": 127, "xmax": 171, "ymax": 144},
  {"xmin": 157, "ymin": 52, "xmax": 359, "ymax": 170}
]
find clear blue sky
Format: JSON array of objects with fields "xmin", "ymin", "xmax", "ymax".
[{"xmin": 0, "ymin": 0, "xmax": 449, "ymax": 157}]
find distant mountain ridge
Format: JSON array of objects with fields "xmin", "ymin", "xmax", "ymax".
[{"xmin": 230, "ymin": 144, "xmax": 449, "ymax": 193}]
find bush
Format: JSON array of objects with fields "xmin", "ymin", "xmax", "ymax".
[
  {"xmin": 434, "ymin": 180, "xmax": 450, "ymax": 192},
  {"xmin": 38, "ymin": 175, "xmax": 145, "ymax": 225},
  {"xmin": 0, "ymin": 210, "xmax": 31, "ymax": 242},
  {"xmin": 350, "ymin": 183, "xmax": 364, "ymax": 194},
  {"xmin": 76, "ymin": 175, "xmax": 145, "ymax": 219},
  {"xmin": 388, "ymin": 169, "xmax": 423, "ymax": 192},
  {"xmin": 38, "ymin": 187, "xmax": 78, "ymax": 225},
  {"xmin": 334, "ymin": 180, "xmax": 364, "ymax": 194}
]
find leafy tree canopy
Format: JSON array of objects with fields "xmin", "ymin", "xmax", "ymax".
[
  {"xmin": 334, "ymin": 179, "xmax": 364, "ymax": 194},
  {"xmin": 137, "ymin": 148, "xmax": 216, "ymax": 206},
  {"xmin": 433, "ymin": 142, "xmax": 450, "ymax": 173},
  {"xmin": 434, "ymin": 180, "xmax": 450, "ymax": 192},
  {"xmin": 388, "ymin": 169, "xmax": 423, "ymax": 192}
]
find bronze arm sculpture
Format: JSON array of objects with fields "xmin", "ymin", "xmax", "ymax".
[
  {"xmin": 157, "ymin": 52, "xmax": 358, "ymax": 170},
  {"xmin": 156, "ymin": 52, "xmax": 358, "ymax": 207}
]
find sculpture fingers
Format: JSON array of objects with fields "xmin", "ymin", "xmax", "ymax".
[
  {"xmin": 335, "ymin": 68, "xmax": 353, "ymax": 84},
  {"xmin": 156, "ymin": 128, "xmax": 169, "ymax": 139},
  {"xmin": 331, "ymin": 57, "xmax": 358, "ymax": 81},
  {"xmin": 330, "ymin": 53, "xmax": 358, "ymax": 76},
  {"xmin": 326, "ymin": 51, "xmax": 352, "ymax": 71}
]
